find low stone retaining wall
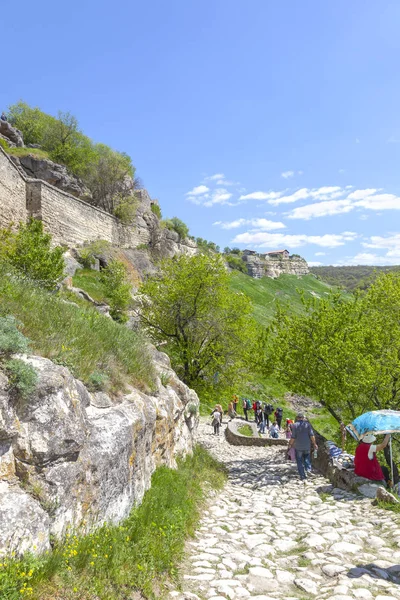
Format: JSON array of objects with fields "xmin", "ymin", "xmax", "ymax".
[{"xmin": 225, "ymin": 419, "xmax": 288, "ymax": 447}]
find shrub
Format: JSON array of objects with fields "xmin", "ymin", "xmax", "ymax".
[
  {"xmin": 226, "ymin": 255, "xmax": 247, "ymax": 273},
  {"xmin": 0, "ymin": 315, "xmax": 30, "ymax": 356},
  {"xmin": 6, "ymin": 219, "xmax": 64, "ymax": 290},
  {"xmin": 5, "ymin": 358, "xmax": 38, "ymax": 399},
  {"xmin": 150, "ymin": 203, "xmax": 162, "ymax": 219},
  {"xmin": 100, "ymin": 260, "xmax": 132, "ymax": 323},
  {"xmin": 113, "ymin": 196, "xmax": 138, "ymax": 224},
  {"xmin": 87, "ymin": 371, "xmax": 109, "ymax": 391},
  {"xmin": 162, "ymin": 217, "xmax": 189, "ymax": 239},
  {"xmin": 0, "ymin": 137, "xmax": 8, "ymax": 150}
]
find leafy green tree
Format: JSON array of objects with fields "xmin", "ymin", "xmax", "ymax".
[
  {"xmin": 226, "ymin": 255, "xmax": 247, "ymax": 273},
  {"xmin": 266, "ymin": 273, "xmax": 400, "ymax": 424},
  {"xmin": 139, "ymin": 254, "xmax": 260, "ymax": 392},
  {"xmin": 5, "ymin": 219, "xmax": 64, "ymax": 290},
  {"xmin": 163, "ymin": 217, "xmax": 189, "ymax": 240},
  {"xmin": 8, "ymin": 101, "xmax": 51, "ymax": 145},
  {"xmin": 100, "ymin": 260, "xmax": 132, "ymax": 323}
]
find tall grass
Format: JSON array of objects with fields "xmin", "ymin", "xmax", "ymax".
[
  {"xmin": 0, "ymin": 446, "xmax": 227, "ymax": 600},
  {"xmin": 0, "ymin": 269, "xmax": 154, "ymax": 392}
]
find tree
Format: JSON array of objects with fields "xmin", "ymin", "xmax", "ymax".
[
  {"xmin": 138, "ymin": 254, "xmax": 260, "ymax": 392},
  {"xmin": 84, "ymin": 144, "xmax": 137, "ymax": 214},
  {"xmin": 266, "ymin": 273, "xmax": 400, "ymax": 424},
  {"xmin": 163, "ymin": 217, "xmax": 189, "ymax": 240},
  {"xmin": 100, "ymin": 260, "xmax": 132, "ymax": 323},
  {"xmin": 4, "ymin": 219, "xmax": 64, "ymax": 290}
]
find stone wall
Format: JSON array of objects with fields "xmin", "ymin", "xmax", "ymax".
[
  {"xmin": 225, "ymin": 419, "xmax": 288, "ymax": 447},
  {"xmin": 0, "ymin": 147, "xmax": 27, "ymax": 229}
]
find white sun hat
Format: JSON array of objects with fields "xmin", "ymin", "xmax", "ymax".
[{"xmin": 363, "ymin": 433, "xmax": 377, "ymax": 444}]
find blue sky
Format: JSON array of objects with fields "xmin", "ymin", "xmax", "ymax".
[{"xmin": 2, "ymin": 0, "xmax": 400, "ymax": 266}]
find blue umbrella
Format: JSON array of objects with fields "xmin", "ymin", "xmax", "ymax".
[
  {"xmin": 347, "ymin": 410, "xmax": 400, "ymax": 482},
  {"xmin": 347, "ymin": 410, "xmax": 400, "ymax": 441}
]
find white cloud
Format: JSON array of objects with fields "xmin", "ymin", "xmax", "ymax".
[
  {"xmin": 214, "ymin": 218, "xmax": 285, "ymax": 231},
  {"xmin": 203, "ymin": 188, "xmax": 233, "ymax": 207},
  {"xmin": 337, "ymin": 252, "xmax": 400, "ymax": 266},
  {"xmin": 269, "ymin": 188, "xmax": 309, "ymax": 205},
  {"xmin": 315, "ymin": 252, "xmax": 326, "ymax": 256},
  {"xmin": 347, "ymin": 188, "xmax": 377, "ymax": 200},
  {"xmin": 231, "ymin": 231, "xmax": 356, "ymax": 249},
  {"xmin": 288, "ymin": 198, "xmax": 353, "ymax": 220},
  {"xmin": 239, "ymin": 191, "xmax": 283, "ymax": 201},
  {"xmin": 186, "ymin": 184, "xmax": 209, "ymax": 196},
  {"xmin": 281, "ymin": 170, "xmax": 295, "ymax": 179},
  {"xmin": 206, "ymin": 173, "xmax": 224, "ymax": 181},
  {"xmin": 355, "ymin": 193, "xmax": 400, "ymax": 211},
  {"xmin": 308, "ymin": 261, "xmax": 323, "ymax": 267},
  {"xmin": 363, "ymin": 233, "xmax": 400, "ymax": 255}
]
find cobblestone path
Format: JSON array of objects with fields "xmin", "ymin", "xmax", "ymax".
[{"xmin": 171, "ymin": 419, "xmax": 400, "ymax": 600}]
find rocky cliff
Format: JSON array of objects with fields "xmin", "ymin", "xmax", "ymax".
[
  {"xmin": 242, "ymin": 253, "xmax": 309, "ymax": 279},
  {"xmin": 0, "ymin": 349, "xmax": 198, "ymax": 557}
]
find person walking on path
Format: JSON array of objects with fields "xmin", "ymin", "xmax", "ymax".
[
  {"xmin": 242, "ymin": 398, "xmax": 250, "ymax": 421},
  {"xmin": 288, "ymin": 413, "xmax": 318, "ymax": 481},
  {"xmin": 232, "ymin": 394, "xmax": 239, "ymax": 415},
  {"xmin": 275, "ymin": 407, "xmax": 283, "ymax": 430},
  {"xmin": 228, "ymin": 400, "xmax": 236, "ymax": 420},
  {"xmin": 263, "ymin": 402, "xmax": 273, "ymax": 428},
  {"xmin": 211, "ymin": 407, "xmax": 222, "ymax": 435}
]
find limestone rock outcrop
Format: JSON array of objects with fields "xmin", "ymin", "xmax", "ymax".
[
  {"xmin": 0, "ymin": 350, "xmax": 198, "ymax": 557},
  {"xmin": 11, "ymin": 154, "xmax": 92, "ymax": 199},
  {"xmin": 0, "ymin": 120, "xmax": 24, "ymax": 147},
  {"xmin": 242, "ymin": 252, "xmax": 309, "ymax": 279}
]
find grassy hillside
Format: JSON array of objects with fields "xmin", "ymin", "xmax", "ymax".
[
  {"xmin": 310, "ymin": 264, "xmax": 400, "ymax": 291},
  {"xmin": 229, "ymin": 272, "xmax": 333, "ymax": 326}
]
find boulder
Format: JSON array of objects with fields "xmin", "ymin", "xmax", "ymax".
[
  {"xmin": 0, "ymin": 120, "xmax": 24, "ymax": 147},
  {"xmin": 13, "ymin": 154, "xmax": 92, "ymax": 199},
  {"xmin": 376, "ymin": 486, "xmax": 400, "ymax": 504}
]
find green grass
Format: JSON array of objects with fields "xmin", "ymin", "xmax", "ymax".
[
  {"xmin": 72, "ymin": 269, "xmax": 107, "ymax": 303},
  {"xmin": 0, "ymin": 445, "xmax": 227, "ymax": 600},
  {"xmin": 229, "ymin": 272, "xmax": 333, "ymax": 327},
  {"xmin": 0, "ymin": 269, "xmax": 154, "ymax": 393},
  {"xmin": 5, "ymin": 146, "xmax": 50, "ymax": 160},
  {"xmin": 237, "ymin": 424, "xmax": 253, "ymax": 437}
]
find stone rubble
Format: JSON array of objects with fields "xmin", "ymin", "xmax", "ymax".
[{"xmin": 171, "ymin": 419, "xmax": 400, "ymax": 600}]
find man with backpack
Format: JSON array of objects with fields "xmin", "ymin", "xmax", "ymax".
[
  {"xmin": 275, "ymin": 407, "xmax": 283, "ymax": 430},
  {"xmin": 242, "ymin": 398, "xmax": 251, "ymax": 421},
  {"xmin": 263, "ymin": 402, "xmax": 274, "ymax": 428}
]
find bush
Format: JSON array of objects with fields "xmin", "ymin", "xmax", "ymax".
[
  {"xmin": 226, "ymin": 255, "xmax": 247, "ymax": 273},
  {"xmin": 150, "ymin": 203, "xmax": 162, "ymax": 219},
  {"xmin": 162, "ymin": 217, "xmax": 189, "ymax": 239},
  {"xmin": 5, "ymin": 358, "xmax": 38, "ymax": 399},
  {"xmin": 5, "ymin": 219, "xmax": 65, "ymax": 290},
  {"xmin": 100, "ymin": 260, "xmax": 132, "ymax": 323},
  {"xmin": 0, "ymin": 315, "xmax": 30, "ymax": 356},
  {"xmin": 0, "ymin": 137, "xmax": 8, "ymax": 150},
  {"xmin": 113, "ymin": 196, "xmax": 138, "ymax": 224},
  {"xmin": 87, "ymin": 371, "xmax": 109, "ymax": 391}
]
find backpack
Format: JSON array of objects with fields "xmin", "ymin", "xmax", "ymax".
[
  {"xmin": 245, "ymin": 399, "xmax": 252, "ymax": 410},
  {"xmin": 264, "ymin": 403, "xmax": 273, "ymax": 414},
  {"xmin": 276, "ymin": 407, "xmax": 283, "ymax": 417}
]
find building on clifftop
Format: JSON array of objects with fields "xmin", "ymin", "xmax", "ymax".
[{"xmin": 241, "ymin": 249, "xmax": 309, "ymax": 279}]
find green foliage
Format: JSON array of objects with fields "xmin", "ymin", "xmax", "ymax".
[
  {"xmin": 4, "ymin": 219, "xmax": 64, "ymax": 290},
  {"xmin": 0, "ymin": 265, "xmax": 154, "ymax": 392},
  {"xmin": 139, "ymin": 254, "xmax": 261, "ymax": 394},
  {"xmin": 4, "ymin": 358, "xmax": 38, "ymax": 399},
  {"xmin": 0, "ymin": 137, "xmax": 8, "ymax": 150},
  {"xmin": 0, "ymin": 316, "xmax": 30, "ymax": 356},
  {"xmin": 87, "ymin": 371, "xmax": 109, "ymax": 391},
  {"xmin": 196, "ymin": 237, "xmax": 220, "ymax": 254},
  {"xmin": 310, "ymin": 265, "xmax": 400, "ymax": 292},
  {"xmin": 113, "ymin": 196, "xmax": 138, "ymax": 223},
  {"xmin": 4, "ymin": 146, "xmax": 50, "ymax": 160},
  {"xmin": 224, "ymin": 246, "xmax": 231, "ymax": 254},
  {"xmin": 238, "ymin": 424, "xmax": 253, "ymax": 437},
  {"xmin": 72, "ymin": 268, "xmax": 107, "ymax": 302},
  {"xmin": 7, "ymin": 102, "xmax": 137, "ymax": 214},
  {"xmin": 162, "ymin": 217, "xmax": 189, "ymax": 239},
  {"xmin": 0, "ymin": 445, "xmax": 226, "ymax": 600},
  {"xmin": 266, "ymin": 273, "xmax": 400, "ymax": 425},
  {"xmin": 100, "ymin": 260, "xmax": 132, "ymax": 323},
  {"xmin": 160, "ymin": 371, "xmax": 172, "ymax": 387},
  {"xmin": 76, "ymin": 240, "xmax": 111, "ymax": 269},
  {"xmin": 226, "ymin": 254, "xmax": 247, "ymax": 273},
  {"xmin": 150, "ymin": 202, "xmax": 162, "ymax": 218},
  {"xmin": 230, "ymin": 247, "xmax": 241, "ymax": 255}
]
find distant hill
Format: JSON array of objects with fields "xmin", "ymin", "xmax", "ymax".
[
  {"xmin": 309, "ymin": 265, "xmax": 400, "ymax": 292},
  {"xmin": 229, "ymin": 272, "xmax": 333, "ymax": 326}
]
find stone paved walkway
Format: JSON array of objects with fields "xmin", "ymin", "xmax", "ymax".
[{"xmin": 171, "ymin": 419, "xmax": 400, "ymax": 600}]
